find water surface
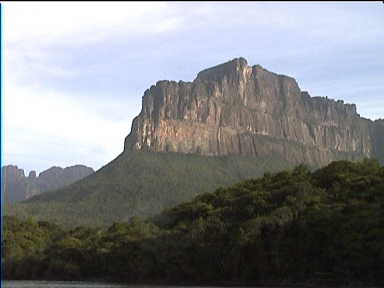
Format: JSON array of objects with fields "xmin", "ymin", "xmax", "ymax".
[
  {"xmin": 2, "ymin": 281, "xmax": 129, "ymax": 288},
  {"xmin": 1, "ymin": 282, "xmax": 257, "ymax": 288}
]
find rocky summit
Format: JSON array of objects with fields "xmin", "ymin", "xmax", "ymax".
[
  {"xmin": 8, "ymin": 58, "xmax": 383, "ymax": 226},
  {"xmin": 2, "ymin": 164, "xmax": 94, "ymax": 203},
  {"xmin": 125, "ymin": 57, "xmax": 382, "ymax": 165}
]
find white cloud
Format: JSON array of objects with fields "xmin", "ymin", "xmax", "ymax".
[
  {"xmin": 4, "ymin": 2, "xmax": 183, "ymax": 45},
  {"xmin": 4, "ymin": 2, "xmax": 185, "ymax": 171},
  {"xmin": 4, "ymin": 2, "xmax": 185, "ymax": 85},
  {"xmin": 3, "ymin": 2, "xmax": 383, "ymax": 173},
  {"xmin": 3, "ymin": 81, "xmax": 136, "ymax": 172}
]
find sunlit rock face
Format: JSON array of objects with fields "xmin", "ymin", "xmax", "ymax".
[{"xmin": 125, "ymin": 57, "xmax": 381, "ymax": 166}]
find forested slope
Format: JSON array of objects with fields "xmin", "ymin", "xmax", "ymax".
[
  {"xmin": 5, "ymin": 159, "xmax": 384, "ymax": 285},
  {"xmin": 8, "ymin": 151, "xmax": 292, "ymax": 226}
]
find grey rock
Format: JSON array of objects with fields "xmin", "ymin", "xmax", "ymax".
[
  {"xmin": 2, "ymin": 165, "xmax": 27, "ymax": 203},
  {"xmin": 2, "ymin": 164, "xmax": 94, "ymax": 203},
  {"xmin": 373, "ymin": 119, "xmax": 384, "ymax": 163},
  {"xmin": 125, "ymin": 57, "xmax": 381, "ymax": 166},
  {"xmin": 28, "ymin": 171, "xmax": 37, "ymax": 178}
]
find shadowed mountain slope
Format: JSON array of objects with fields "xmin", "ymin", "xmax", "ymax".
[{"xmin": 8, "ymin": 58, "xmax": 383, "ymax": 226}]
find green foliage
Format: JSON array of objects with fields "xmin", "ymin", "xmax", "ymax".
[
  {"xmin": 4, "ymin": 158, "xmax": 384, "ymax": 285},
  {"xmin": 7, "ymin": 151, "xmax": 292, "ymax": 227}
]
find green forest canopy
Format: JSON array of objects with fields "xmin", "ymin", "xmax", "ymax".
[{"xmin": 4, "ymin": 159, "xmax": 384, "ymax": 285}]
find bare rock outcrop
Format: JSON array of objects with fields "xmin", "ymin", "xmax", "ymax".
[
  {"xmin": 2, "ymin": 164, "xmax": 94, "ymax": 203},
  {"xmin": 125, "ymin": 58, "xmax": 381, "ymax": 165},
  {"xmin": 2, "ymin": 165, "xmax": 28, "ymax": 203},
  {"xmin": 374, "ymin": 119, "xmax": 384, "ymax": 163}
]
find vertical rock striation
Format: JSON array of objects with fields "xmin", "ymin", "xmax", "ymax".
[
  {"xmin": 2, "ymin": 166, "xmax": 28, "ymax": 203},
  {"xmin": 373, "ymin": 119, "xmax": 384, "ymax": 163},
  {"xmin": 125, "ymin": 57, "xmax": 381, "ymax": 165},
  {"xmin": 2, "ymin": 164, "xmax": 94, "ymax": 203}
]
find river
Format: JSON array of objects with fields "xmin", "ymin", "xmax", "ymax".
[
  {"xmin": 0, "ymin": 282, "xmax": 260, "ymax": 288},
  {"xmin": 3, "ymin": 281, "xmax": 379, "ymax": 288},
  {"xmin": 2, "ymin": 282, "xmax": 129, "ymax": 288}
]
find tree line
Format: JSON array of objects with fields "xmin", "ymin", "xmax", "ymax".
[{"xmin": 4, "ymin": 159, "xmax": 384, "ymax": 285}]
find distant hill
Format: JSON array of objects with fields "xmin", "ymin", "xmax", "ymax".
[
  {"xmin": 9, "ymin": 151, "xmax": 293, "ymax": 226},
  {"xmin": 2, "ymin": 164, "xmax": 94, "ymax": 203},
  {"xmin": 4, "ymin": 159, "xmax": 384, "ymax": 285},
  {"xmin": 7, "ymin": 58, "xmax": 383, "ymax": 226}
]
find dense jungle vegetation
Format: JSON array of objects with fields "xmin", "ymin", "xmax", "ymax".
[
  {"xmin": 7, "ymin": 151, "xmax": 293, "ymax": 227},
  {"xmin": 4, "ymin": 159, "xmax": 384, "ymax": 285}
]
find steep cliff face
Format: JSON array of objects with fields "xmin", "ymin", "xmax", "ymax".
[
  {"xmin": 374, "ymin": 119, "xmax": 384, "ymax": 163},
  {"xmin": 2, "ymin": 164, "xmax": 94, "ymax": 203},
  {"xmin": 2, "ymin": 166, "xmax": 28, "ymax": 203},
  {"xmin": 9, "ymin": 58, "xmax": 382, "ymax": 226},
  {"xmin": 36, "ymin": 165, "xmax": 94, "ymax": 194},
  {"xmin": 125, "ymin": 57, "xmax": 378, "ymax": 165}
]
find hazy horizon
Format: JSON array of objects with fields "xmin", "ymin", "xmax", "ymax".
[{"xmin": 4, "ymin": 2, "xmax": 384, "ymax": 174}]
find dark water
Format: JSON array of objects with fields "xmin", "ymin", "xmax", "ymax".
[
  {"xmin": 2, "ymin": 282, "xmax": 212, "ymax": 288},
  {"xmin": 2, "ymin": 282, "xmax": 130, "ymax": 288},
  {"xmin": 1, "ymin": 282, "xmax": 255, "ymax": 288},
  {"xmin": 3, "ymin": 282, "xmax": 378, "ymax": 288}
]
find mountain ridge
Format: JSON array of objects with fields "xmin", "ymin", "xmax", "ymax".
[
  {"xmin": 7, "ymin": 58, "xmax": 383, "ymax": 226},
  {"xmin": 2, "ymin": 164, "xmax": 94, "ymax": 203},
  {"xmin": 125, "ymin": 57, "xmax": 380, "ymax": 165}
]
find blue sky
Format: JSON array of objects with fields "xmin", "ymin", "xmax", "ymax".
[{"xmin": 4, "ymin": 2, "xmax": 384, "ymax": 174}]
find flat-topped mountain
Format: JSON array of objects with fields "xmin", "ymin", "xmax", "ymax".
[
  {"xmin": 8, "ymin": 58, "xmax": 383, "ymax": 226},
  {"xmin": 126, "ymin": 57, "xmax": 381, "ymax": 165},
  {"xmin": 2, "ymin": 164, "xmax": 94, "ymax": 203}
]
